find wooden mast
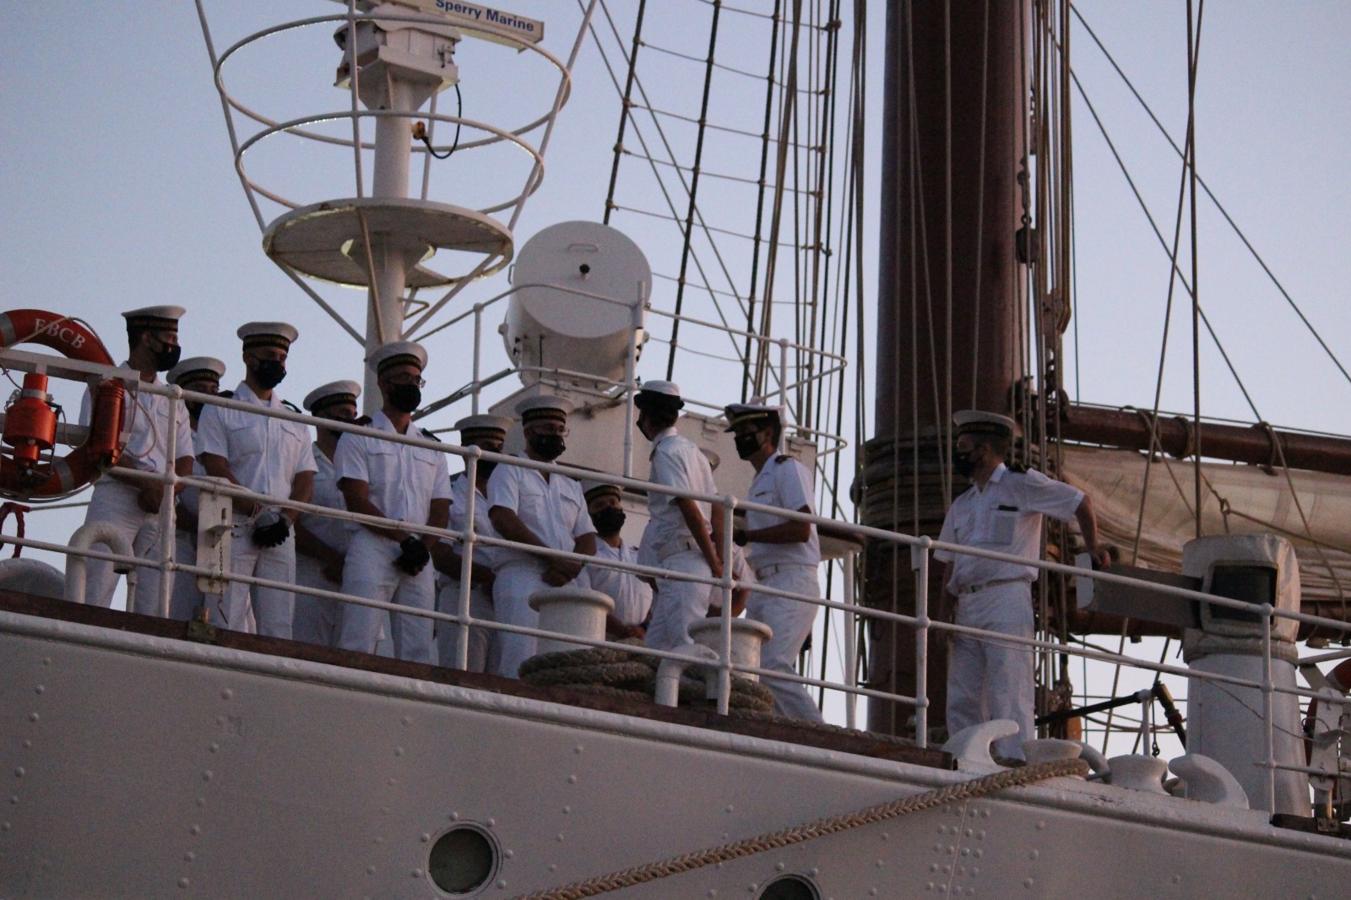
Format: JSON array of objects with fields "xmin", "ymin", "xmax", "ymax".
[{"xmin": 861, "ymin": 1, "xmax": 1026, "ymax": 738}]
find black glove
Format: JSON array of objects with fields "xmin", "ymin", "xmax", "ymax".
[
  {"xmin": 395, "ymin": 536, "xmax": 431, "ymax": 575},
  {"xmin": 252, "ymin": 514, "xmax": 291, "ymax": 548}
]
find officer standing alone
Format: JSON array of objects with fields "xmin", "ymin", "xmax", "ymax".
[
  {"xmin": 335, "ymin": 342, "xmax": 451, "ymax": 664},
  {"xmin": 197, "ymin": 322, "xmax": 316, "ymax": 637},
  {"xmin": 725, "ymin": 403, "xmax": 824, "ymax": 723},
  {"xmin": 76, "ymin": 306, "xmax": 194, "ymax": 613},
  {"xmin": 936, "ymin": 410, "xmax": 1109, "ymax": 760}
]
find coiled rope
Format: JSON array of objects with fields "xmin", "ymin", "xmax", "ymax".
[
  {"xmin": 516, "ymin": 757, "xmax": 1090, "ymax": 899},
  {"xmin": 519, "ymin": 645, "xmax": 776, "ymax": 712}
]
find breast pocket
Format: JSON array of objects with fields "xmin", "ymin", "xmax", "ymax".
[
  {"xmin": 229, "ymin": 422, "xmax": 264, "ymax": 460},
  {"xmin": 984, "ymin": 509, "xmax": 1019, "ymax": 546},
  {"xmin": 367, "ymin": 444, "xmax": 399, "ymax": 491},
  {"xmin": 558, "ymin": 491, "xmax": 584, "ymax": 534}
]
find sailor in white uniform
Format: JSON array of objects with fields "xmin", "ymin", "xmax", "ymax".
[
  {"xmin": 432, "ymin": 413, "xmax": 511, "ymax": 671},
  {"xmin": 291, "ymin": 379, "xmax": 361, "ymax": 648},
  {"xmin": 486, "ymin": 395, "xmax": 596, "ymax": 677},
  {"xmin": 726, "ymin": 403, "xmax": 824, "ymax": 722},
  {"xmin": 936, "ymin": 410, "xmax": 1110, "ymax": 760},
  {"xmin": 76, "ymin": 305, "xmax": 194, "ymax": 613},
  {"xmin": 636, "ymin": 381, "xmax": 724, "ymax": 650},
  {"xmin": 335, "ymin": 342, "xmax": 451, "ymax": 664},
  {"xmin": 165, "ymin": 355, "xmax": 225, "ymax": 621},
  {"xmin": 583, "ymin": 481, "xmax": 653, "ymax": 641},
  {"xmin": 198, "ymin": 322, "xmax": 316, "ymax": 638}
]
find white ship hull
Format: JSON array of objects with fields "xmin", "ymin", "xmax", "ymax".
[{"xmin": 4, "ymin": 604, "xmax": 1347, "ymax": 898}]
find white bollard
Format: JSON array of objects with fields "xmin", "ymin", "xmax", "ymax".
[
  {"xmin": 529, "ymin": 588, "xmax": 614, "ymax": 656},
  {"xmin": 688, "ymin": 618, "xmax": 773, "ymax": 681}
]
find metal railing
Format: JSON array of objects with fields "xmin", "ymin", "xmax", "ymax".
[{"xmin": 3, "ymin": 349, "xmax": 1349, "ymax": 814}]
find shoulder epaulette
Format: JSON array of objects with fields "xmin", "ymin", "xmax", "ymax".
[
  {"xmin": 420, "ymin": 428, "xmax": 441, "ymax": 442},
  {"xmin": 450, "ymin": 471, "xmax": 465, "ymax": 482},
  {"xmin": 775, "ymin": 454, "xmax": 792, "ymax": 463},
  {"xmin": 355, "ymin": 414, "xmax": 373, "ymax": 426},
  {"xmin": 281, "ymin": 399, "xmax": 301, "ymax": 414},
  {"xmin": 1007, "ymin": 462, "xmax": 1028, "ymax": 474},
  {"xmin": 217, "ymin": 389, "xmax": 234, "ymax": 399}
]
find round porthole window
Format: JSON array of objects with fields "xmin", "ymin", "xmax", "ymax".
[
  {"xmin": 428, "ymin": 825, "xmax": 498, "ymax": 895},
  {"xmin": 757, "ymin": 873, "xmax": 821, "ymax": 900}
]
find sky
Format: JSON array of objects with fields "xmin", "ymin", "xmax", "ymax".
[{"xmin": 2, "ymin": 1, "xmax": 1349, "ymax": 745}]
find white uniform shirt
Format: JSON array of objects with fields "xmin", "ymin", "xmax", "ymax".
[
  {"xmin": 643, "ymin": 427, "xmax": 717, "ymax": 559},
  {"xmin": 334, "ymin": 411, "xmax": 452, "ymax": 527},
  {"xmin": 486, "ymin": 456, "xmax": 593, "ymax": 569},
  {"xmin": 197, "ymin": 381, "xmax": 316, "ymax": 501},
  {"xmin": 79, "ymin": 365, "xmax": 192, "ymax": 474},
  {"xmin": 449, "ymin": 471, "xmax": 500, "ymax": 572},
  {"xmin": 177, "ymin": 428, "xmax": 209, "ymax": 519},
  {"xmin": 298, "ymin": 444, "xmax": 354, "ymax": 554},
  {"xmin": 589, "ymin": 540, "xmax": 653, "ymax": 626},
  {"xmin": 745, "ymin": 454, "xmax": 820, "ymax": 569},
  {"xmin": 935, "ymin": 463, "xmax": 1084, "ymax": 591}
]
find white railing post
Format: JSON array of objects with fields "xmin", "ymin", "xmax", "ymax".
[
  {"xmin": 716, "ymin": 495, "xmax": 736, "ymax": 716},
  {"xmin": 156, "ymin": 385, "xmax": 181, "ymax": 619},
  {"xmin": 777, "ymin": 337, "xmax": 789, "ymax": 429},
  {"xmin": 912, "ymin": 537, "xmax": 931, "ymax": 748},
  {"xmin": 843, "ymin": 550, "xmax": 858, "ymax": 730},
  {"xmin": 471, "ymin": 303, "xmax": 483, "ymax": 414},
  {"xmin": 454, "ymin": 451, "xmax": 480, "ymax": 670},
  {"xmin": 1262, "ymin": 601, "xmax": 1276, "ymax": 812}
]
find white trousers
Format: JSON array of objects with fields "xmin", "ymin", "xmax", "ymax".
[
  {"xmin": 337, "ymin": 530, "xmax": 436, "ymax": 664},
  {"xmin": 293, "ymin": 552, "xmax": 343, "ymax": 648},
  {"xmin": 435, "ymin": 579, "xmax": 495, "ymax": 672},
  {"xmin": 643, "ymin": 550, "xmax": 712, "ymax": 651},
  {"xmin": 491, "ymin": 563, "xmax": 548, "ymax": 678},
  {"xmin": 946, "ymin": 580, "xmax": 1035, "ymax": 760},
  {"xmin": 79, "ymin": 479, "xmax": 166, "ymax": 614},
  {"xmin": 208, "ymin": 516, "xmax": 295, "ymax": 639},
  {"xmin": 746, "ymin": 564, "xmax": 823, "ymax": 722},
  {"xmin": 168, "ymin": 528, "xmax": 202, "ymax": 621}
]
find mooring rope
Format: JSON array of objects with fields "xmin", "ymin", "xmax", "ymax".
[{"xmin": 516, "ymin": 757, "xmax": 1090, "ymax": 899}]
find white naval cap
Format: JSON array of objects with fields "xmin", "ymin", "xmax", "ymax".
[
  {"xmin": 723, "ymin": 403, "xmax": 780, "ymax": 432},
  {"xmin": 581, "ymin": 479, "xmax": 622, "ymax": 501},
  {"xmin": 635, "ymin": 379, "xmax": 685, "ymax": 411},
  {"xmin": 369, "ymin": 340, "xmax": 428, "ymax": 374},
  {"xmin": 167, "ymin": 356, "xmax": 225, "ymax": 386},
  {"xmin": 953, "ymin": 409, "xmax": 1018, "ymax": 438},
  {"xmin": 454, "ymin": 413, "xmax": 512, "ymax": 436},
  {"xmin": 515, "ymin": 394, "xmax": 574, "ymax": 422},
  {"xmin": 122, "ymin": 305, "xmax": 186, "ymax": 329},
  {"xmin": 303, "ymin": 379, "xmax": 362, "ymax": 412},
  {"xmin": 237, "ymin": 321, "xmax": 299, "ymax": 350}
]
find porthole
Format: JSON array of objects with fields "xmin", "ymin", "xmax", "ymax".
[
  {"xmin": 758, "ymin": 873, "xmax": 821, "ymax": 900},
  {"xmin": 428, "ymin": 825, "xmax": 498, "ymax": 895}
]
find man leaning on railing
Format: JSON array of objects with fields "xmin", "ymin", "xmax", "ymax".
[{"xmin": 935, "ymin": 410, "xmax": 1110, "ymax": 762}]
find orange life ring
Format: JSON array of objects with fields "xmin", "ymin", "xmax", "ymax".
[{"xmin": 0, "ymin": 309, "xmax": 125, "ymax": 499}]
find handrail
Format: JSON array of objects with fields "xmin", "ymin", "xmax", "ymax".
[{"xmin": 5, "ymin": 350, "xmax": 1349, "ymax": 810}]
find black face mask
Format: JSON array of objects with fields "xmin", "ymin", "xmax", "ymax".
[
  {"xmin": 952, "ymin": 450, "xmax": 976, "ymax": 478},
  {"xmin": 476, "ymin": 459, "xmax": 498, "ymax": 480},
  {"xmin": 387, "ymin": 383, "xmax": 421, "ymax": 413},
  {"xmin": 153, "ymin": 343, "xmax": 181, "ymax": 372},
  {"xmin": 734, "ymin": 432, "xmax": 761, "ymax": 460},
  {"xmin": 252, "ymin": 359, "xmax": 286, "ymax": 389},
  {"xmin": 592, "ymin": 506, "xmax": 626, "ymax": 536},
  {"xmin": 529, "ymin": 433, "xmax": 566, "ymax": 461},
  {"xmin": 186, "ymin": 401, "xmax": 204, "ymax": 420}
]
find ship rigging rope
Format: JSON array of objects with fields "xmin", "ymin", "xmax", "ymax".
[
  {"xmin": 1070, "ymin": 5, "xmax": 1351, "ymax": 392},
  {"xmin": 516, "ymin": 758, "xmax": 1090, "ymax": 899}
]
